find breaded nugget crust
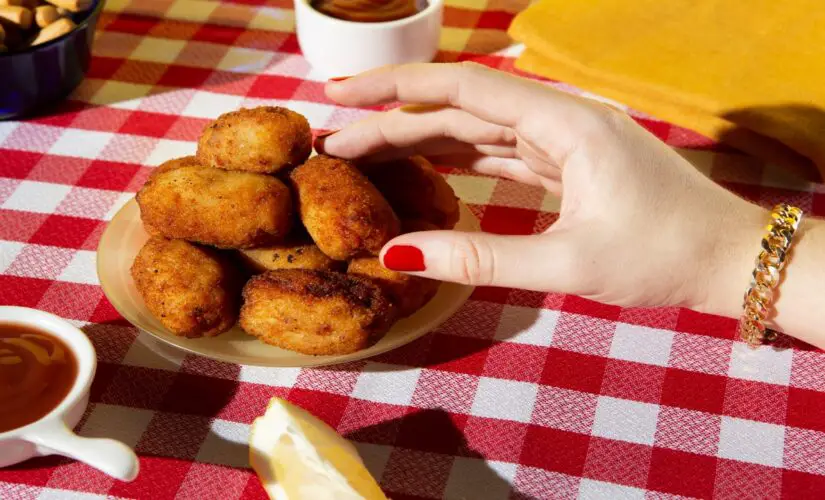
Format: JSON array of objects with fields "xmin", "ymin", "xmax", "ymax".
[
  {"xmin": 348, "ymin": 257, "xmax": 439, "ymax": 317},
  {"xmin": 197, "ymin": 106, "xmax": 312, "ymax": 174},
  {"xmin": 290, "ymin": 155, "xmax": 400, "ymax": 260},
  {"xmin": 364, "ymin": 156, "xmax": 460, "ymax": 229},
  {"xmin": 239, "ymin": 239, "xmax": 342, "ymax": 273},
  {"xmin": 240, "ymin": 269, "xmax": 395, "ymax": 355},
  {"xmin": 137, "ymin": 166, "xmax": 293, "ymax": 248},
  {"xmin": 131, "ymin": 237, "xmax": 242, "ymax": 337},
  {"xmin": 147, "ymin": 155, "xmax": 202, "ymax": 182},
  {"xmin": 144, "ymin": 157, "xmax": 204, "ymax": 236}
]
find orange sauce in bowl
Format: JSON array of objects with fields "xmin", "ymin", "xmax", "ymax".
[
  {"xmin": 311, "ymin": 0, "xmax": 421, "ymax": 22},
  {"xmin": 0, "ymin": 324, "xmax": 78, "ymax": 433}
]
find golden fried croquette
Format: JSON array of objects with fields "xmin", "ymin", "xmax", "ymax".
[
  {"xmin": 197, "ymin": 106, "xmax": 312, "ymax": 174},
  {"xmin": 239, "ymin": 237, "xmax": 342, "ymax": 273},
  {"xmin": 143, "ymin": 223, "xmax": 162, "ymax": 237},
  {"xmin": 363, "ymin": 156, "xmax": 460, "ymax": 229},
  {"xmin": 348, "ymin": 257, "xmax": 439, "ymax": 317},
  {"xmin": 131, "ymin": 237, "xmax": 243, "ymax": 337},
  {"xmin": 240, "ymin": 269, "xmax": 396, "ymax": 355},
  {"xmin": 147, "ymin": 155, "xmax": 201, "ymax": 182},
  {"xmin": 290, "ymin": 155, "xmax": 400, "ymax": 260},
  {"xmin": 144, "ymin": 157, "xmax": 204, "ymax": 237},
  {"xmin": 137, "ymin": 165, "xmax": 292, "ymax": 249}
]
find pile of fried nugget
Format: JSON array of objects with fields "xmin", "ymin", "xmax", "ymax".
[{"xmin": 131, "ymin": 106, "xmax": 460, "ymax": 356}]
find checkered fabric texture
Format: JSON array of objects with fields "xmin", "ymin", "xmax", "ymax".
[{"xmin": 2, "ymin": 0, "xmax": 825, "ymax": 498}]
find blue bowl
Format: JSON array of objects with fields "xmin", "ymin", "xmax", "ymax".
[{"xmin": 0, "ymin": 0, "xmax": 105, "ymax": 120}]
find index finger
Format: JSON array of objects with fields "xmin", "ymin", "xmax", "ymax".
[{"xmin": 325, "ymin": 62, "xmax": 596, "ymax": 130}]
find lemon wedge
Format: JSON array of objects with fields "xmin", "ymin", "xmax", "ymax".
[{"xmin": 249, "ymin": 397, "xmax": 387, "ymax": 500}]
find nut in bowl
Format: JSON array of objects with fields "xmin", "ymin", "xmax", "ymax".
[{"xmin": 97, "ymin": 105, "xmax": 478, "ymax": 368}]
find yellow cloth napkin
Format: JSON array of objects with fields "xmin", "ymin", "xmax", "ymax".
[{"xmin": 508, "ymin": 0, "xmax": 825, "ymax": 179}]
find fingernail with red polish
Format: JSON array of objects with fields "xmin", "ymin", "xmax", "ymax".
[
  {"xmin": 383, "ymin": 245, "xmax": 426, "ymax": 272},
  {"xmin": 329, "ymin": 76, "xmax": 351, "ymax": 82},
  {"xmin": 315, "ymin": 129, "xmax": 338, "ymax": 139}
]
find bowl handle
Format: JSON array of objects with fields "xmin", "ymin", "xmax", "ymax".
[{"xmin": 24, "ymin": 422, "xmax": 140, "ymax": 482}]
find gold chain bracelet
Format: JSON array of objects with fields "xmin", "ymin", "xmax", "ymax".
[{"xmin": 739, "ymin": 203, "xmax": 804, "ymax": 347}]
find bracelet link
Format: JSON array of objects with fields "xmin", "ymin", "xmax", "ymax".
[
  {"xmin": 752, "ymin": 264, "xmax": 778, "ymax": 288},
  {"xmin": 739, "ymin": 203, "xmax": 803, "ymax": 347}
]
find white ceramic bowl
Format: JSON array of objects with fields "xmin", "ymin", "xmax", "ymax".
[
  {"xmin": 294, "ymin": 0, "xmax": 443, "ymax": 77},
  {"xmin": 0, "ymin": 307, "xmax": 139, "ymax": 481}
]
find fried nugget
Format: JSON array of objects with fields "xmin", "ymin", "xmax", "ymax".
[
  {"xmin": 143, "ymin": 223, "xmax": 163, "ymax": 238},
  {"xmin": 363, "ymin": 156, "xmax": 460, "ymax": 229},
  {"xmin": 131, "ymin": 237, "xmax": 243, "ymax": 337},
  {"xmin": 348, "ymin": 257, "xmax": 439, "ymax": 317},
  {"xmin": 142, "ymin": 156, "xmax": 204, "ymax": 236},
  {"xmin": 240, "ymin": 269, "xmax": 396, "ymax": 355},
  {"xmin": 290, "ymin": 155, "xmax": 400, "ymax": 260},
  {"xmin": 147, "ymin": 155, "xmax": 201, "ymax": 182},
  {"xmin": 197, "ymin": 106, "xmax": 312, "ymax": 174},
  {"xmin": 239, "ymin": 237, "xmax": 342, "ymax": 273},
  {"xmin": 137, "ymin": 165, "xmax": 293, "ymax": 249}
]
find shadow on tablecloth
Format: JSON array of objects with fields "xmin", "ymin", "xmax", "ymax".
[
  {"xmin": 716, "ymin": 104, "xmax": 825, "ymax": 182},
  {"xmin": 356, "ymin": 302, "xmax": 541, "ymax": 373},
  {"xmin": 343, "ymin": 408, "xmax": 533, "ymax": 499}
]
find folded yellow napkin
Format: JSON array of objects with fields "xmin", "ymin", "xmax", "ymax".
[{"xmin": 508, "ymin": 0, "xmax": 825, "ymax": 180}]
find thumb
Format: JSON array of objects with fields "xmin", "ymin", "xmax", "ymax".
[{"xmin": 379, "ymin": 230, "xmax": 580, "ymax": 292}]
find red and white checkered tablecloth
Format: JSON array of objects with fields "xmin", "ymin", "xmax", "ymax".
[{"xmin": 2, "ymin": 0, "xmax": 825, "ymax": 498}]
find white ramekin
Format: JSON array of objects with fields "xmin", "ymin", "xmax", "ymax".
[
  {"xmin": 0, "ymin": 307, "xmax": 139, "ymax": 481},
  {"xmin": 294, "ymin": 0, "xmax": 444, "ymax": 77}
]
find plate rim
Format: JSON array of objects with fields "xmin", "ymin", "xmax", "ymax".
[{"xmin": 97, "ymin": 197, "xmax": 478, "ymax": 368}]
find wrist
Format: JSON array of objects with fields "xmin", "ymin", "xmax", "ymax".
[
  {"xmin": 678, "ymin": 190, "xmax": 824, "ymax": 348},
  {"xmin": 690, "ymin": 200, "xmax": 768, "ymax": 319}
]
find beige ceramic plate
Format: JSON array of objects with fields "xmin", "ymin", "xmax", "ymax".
[{"xmin": 97, "ymin": 198, "xmax": 478, "ymax": 367}]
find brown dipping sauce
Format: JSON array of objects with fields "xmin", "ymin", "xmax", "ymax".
[
  {"xmin": 0, "ymin": 324, "xmax": 78, "ymax": 433},
  {"xmin": 311, "ymin": 0, "xmax": 421, "ymax": 22}
]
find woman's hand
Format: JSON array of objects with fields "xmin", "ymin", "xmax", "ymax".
[{"xmin": 318, "ymin": 62, "xmax": 766, "ymax": 315}]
